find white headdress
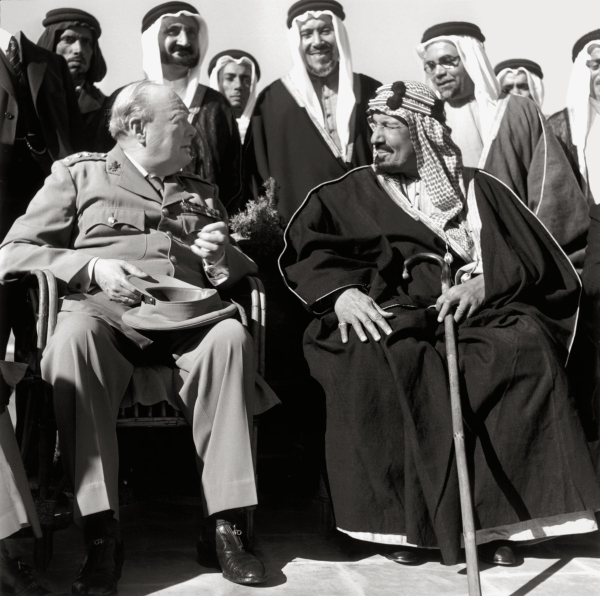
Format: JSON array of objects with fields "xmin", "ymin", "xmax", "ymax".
[
  {"xmin": 209, "ymin": 55, "xmax": 258, "ymax": 143},
  {"xmin": 496, "ymin": 67, "xmax": 544, "ymax": 109},
  {"xmin": 287, "ymin": 10, "xmax": 355, "ymax": 158},
  {"xmin": 416, "ymin": 35, "xmax": 501, "ymax": 142},
  {"xmin": 141, "ymin": 10, "xmax": 208, "ymax": 108},
  {"xmin": 567, "ymin": 39, "xmax": 600, "ymax": 198}
]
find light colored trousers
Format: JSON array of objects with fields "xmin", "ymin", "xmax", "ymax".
[{"xmin": 41, "ymin": 312, "xmax": 257, "ymax": 520}]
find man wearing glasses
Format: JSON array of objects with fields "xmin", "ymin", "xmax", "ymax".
[
  {"xmin": 549, "ymin": 30, "xmax": 600, "ymax": 205},
  {"xmin": 417, "ymin": 22, "xmax": 589, "ymax": 269}
]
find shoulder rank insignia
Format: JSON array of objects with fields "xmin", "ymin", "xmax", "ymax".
[
  {"xmin": 63, "ymin": 152, "xmax": 108, "ymax": 165},
  {"xmin": 181, "ymin": 197, "xmax": 221, "ymax": 220},
  {"xmin": 108, "ymin": 160, "xmax": 122, "ymax": 173}
]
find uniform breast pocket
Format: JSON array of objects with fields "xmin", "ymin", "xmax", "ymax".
[
  {"xmin": 80, "ymin": 207, "xmax": 147, "ymax": 260},
  {"xmin": 180, "ymin": 212, "xmax": 222, "ymax": 242}
]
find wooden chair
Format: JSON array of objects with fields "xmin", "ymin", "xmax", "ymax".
[{"xmin": 13, "ymin": 270, "xmax": 266, "ymax": 570}]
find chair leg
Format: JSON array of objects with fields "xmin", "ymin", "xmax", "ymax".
[{"xmin": 33, "ymin": 529, "xmax": 53, "ymax": 571}]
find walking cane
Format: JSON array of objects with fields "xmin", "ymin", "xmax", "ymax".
[{"xmin": 402, "ymin": 252, "xmax": 482, "ymax": 596}]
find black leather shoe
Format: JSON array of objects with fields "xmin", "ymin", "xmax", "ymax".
[
  {"xmin": 215, "ymin": 521, "xmax": 267, "ymax": 585},
  {"xmin": 71, "ymin": 537, "xmax": 124, "ymax": 595},
  {"xmin": 479, "ymin": 541, "xmax": 517, "ymax": 566},
  {"xmin": 382, "ymin": 549, "xmax": 421, "ymax": 565},
  {"xmin": 0, "ymin": 550, "xmax": 50, "ymax": 595}
]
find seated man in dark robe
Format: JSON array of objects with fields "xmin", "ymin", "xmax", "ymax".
[
  {"xmin": 37, "ymin": 8, "xmax": 113, "ymax": 153},
  {"xmin": 280, "ymin": 81, "xmax": 600, "ymax": 567},
  {"xmin": 417, "ymin": 22, "xmax": 590, "ymax": 269}
]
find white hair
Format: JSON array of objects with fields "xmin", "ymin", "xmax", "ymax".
[{"xmin": 109, "ymin": 81, "xmax": 162, "ymax": 140}]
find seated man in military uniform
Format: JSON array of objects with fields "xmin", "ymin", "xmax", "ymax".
[{"xmin": 0, "ymin": 81, "xmax": 269, "ymax": 594}]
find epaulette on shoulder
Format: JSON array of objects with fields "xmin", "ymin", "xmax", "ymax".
[{"xmin": 62, "ymin": 152, "xmax": 108, "ymax": 166}]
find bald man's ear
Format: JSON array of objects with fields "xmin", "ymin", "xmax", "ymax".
[{"xmin": 129, "ymin": 117, "xmax": 147, "ymax": 145}]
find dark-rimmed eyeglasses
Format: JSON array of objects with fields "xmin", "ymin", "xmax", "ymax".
[{"xmin": 423, "ymin": 55, "xmax": 461, "ymax": 75}]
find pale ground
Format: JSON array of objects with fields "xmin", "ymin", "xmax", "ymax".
[{"xmin": 6, "ymin": 497, "xmax": 600, "ymax": 596}]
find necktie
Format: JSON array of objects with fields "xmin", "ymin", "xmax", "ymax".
[
  {"xmin": 6, "ymin": 36, "xmax": 22, "ymax": 80},
  {"xmin": 148, "ymin": 175, "xmax": 164, "ymax": 198}
]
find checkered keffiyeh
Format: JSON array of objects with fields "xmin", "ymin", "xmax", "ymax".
[{"xmin": 368, "ymin": 81, "xmax": 473, "ymax": 254}]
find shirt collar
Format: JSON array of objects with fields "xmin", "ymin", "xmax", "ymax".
[
  {"xmin": 0, "ymin": 29, "xmax": 14, "ymax": 55},
  {"xmin": 123, "ymin": 151, "xmax": 164, "ymax": 182}
]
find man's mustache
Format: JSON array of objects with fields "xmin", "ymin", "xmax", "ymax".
[
  {"xmin": 168, "ymin": 44, "xmax": 195, "ymax": 55},
  {"xmin": 308, "ymin": 43, "xmax": 333, "ymax": 54}
]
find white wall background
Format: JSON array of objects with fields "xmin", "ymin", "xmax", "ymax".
[{"xmin": 2, "ymin": 0, "xmax": 600, "ymax": 116}]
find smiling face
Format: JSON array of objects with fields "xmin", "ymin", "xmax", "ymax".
[
  {"xmin": 55, "ymin": 26, "xmax": 94, "ymax": 84},
  {"xmin": 219, "ymin": 62, "xmax": 252, "ymax": 117},
  {"xmin": 501, "ymin": 71, "xmax": 532, "ymax": 99},
  {"xmin": 370, "ymin": 112, "xmax": 418, "ymax": 177},
  {"xmin": 141, "ymin": 87, "xmax": 196, "ymax": 176},
  {"xmin": 423, "ymin": 41, "xmax": 475, "ymax": 106},
  {"xmin": 158, "ymin": 15, "xmax": 200, "ymax": 69},
  {"xmin": 589, "ymin": 45, "xmax": 600, "ymax": 100},
  {"xmin": 299, "ymin": 15, "xmax": 339, "ymax": 77}
]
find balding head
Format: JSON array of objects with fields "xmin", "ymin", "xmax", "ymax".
[{"xmin": 110, "ymin": 82, "xmax": 195, "ymax": 177}]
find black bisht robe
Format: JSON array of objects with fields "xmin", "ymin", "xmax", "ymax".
[
  {"xmin": 245, "ymin": 74, "xmax": 380, "ymax": 222},
  {"xmin": 280, "ymin": 166, "xmax": 600, "ymax": 565}
]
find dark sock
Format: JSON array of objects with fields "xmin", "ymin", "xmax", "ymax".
[
  {"xmin": 210, "ymin": 508, "xmax": 241, "ymax": 527},
  {"xmin": 83, "ymin": 510, "xmax": 121, "ymax": 545}
]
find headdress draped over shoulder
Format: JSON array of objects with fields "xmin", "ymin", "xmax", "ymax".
[
  {"xmin": 140, "ymin": 2, "xmax": 208, "ymax": 108},
  {"xmin": 208, "ymin": 50, "xmax": 260, "ymax": 142},
  {"xmin": 286, "ymin": 0, "xmax": 355, "ymax": 159},
  {"xmin": 567, "ymin": 30, "xmax": 600, "ymax": 201},
  {"xmin": 416, "ymin": 21, "xmax": 501, "ymax": 142},
  {"xmin": 368, "ymin": 81, "xmax": 473, "ymax": 254},
  {"xmin": 37, "ymin": 7, "xmax": 107, "ymax": 83},
  {"xmin": 494, "ymin": 59, "xmax": 545, "ymax": 108}
]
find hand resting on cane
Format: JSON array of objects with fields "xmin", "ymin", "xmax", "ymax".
[
  {"xmin": 435, "ymin": 274, "xmax": 485, "ymax": 323},
  {"xmin": 333, "ymin": 287, "xmax": 394, "ymax": 344}
]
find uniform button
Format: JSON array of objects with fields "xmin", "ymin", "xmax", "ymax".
[
  {"xmin": 108, "ymin": 216, "xmax": 117, "ymax": 225},
  {"xmin": 170, "ymin": 255, "xmax": 178, "ymax": 264},
  {"xmin": 166, "ymin": 231, "xmax": 173, "ymax": 238},
  {"xmin": 5, "ymin": 112, "xmax": 13, "ymax": 120},
  {"xmin": 162, "ymin": 208, "xmax": 170, "ymax": 216}
]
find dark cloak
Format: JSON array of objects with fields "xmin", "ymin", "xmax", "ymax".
[
  {"xmin": 184, "ymin": 85, "xmax": 242, "ymax": 214},
  {"xmin": 280, "ymin": 166, "xmax": 600, "ymax": 565},
  {"xmin": 481, "ymin": 95, "xmax": 589, "ymax": 269},
  {"xmin": 245, "ymin": 73, "xmax": 381, "ymax": 222}
]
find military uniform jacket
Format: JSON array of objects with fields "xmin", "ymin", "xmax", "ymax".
[{"xmin": 0, "ymin": 145, "xmax": 257, "ymax": 347}]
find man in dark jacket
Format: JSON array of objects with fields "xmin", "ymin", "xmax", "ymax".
[
  {"xmin": 37, "ymin": 7, "xmax": 113, "ymax": 153},
  {"xmin": 0, "ymin": 28, "xmax": 82, "ymax": 357}
]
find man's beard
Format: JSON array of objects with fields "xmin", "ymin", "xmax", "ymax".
[
  {"xmin": 160, "ymin": 44, "xmax": 200, "ymax": 69},
  {"xmin": 373, "ymin": 151, "xmax": 401, "ymax": 175},
  {"xmin": 304, "ymin": 44, "xmax": 339, "ymax": 78}
]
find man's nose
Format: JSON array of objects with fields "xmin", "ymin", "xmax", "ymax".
[
  {"xmin": 432, "ymin": 63, "xmax": 447, "ymax": 77},
  {"xmin": 71, "ymin": 39, "xmax": 83, "ymax": 54},
  {"xmin": 311, "ymin": 31, "xmax": 323, "ymax": 46},
  {"xmin": 185, "ymin": 120, "xmax": 195, "ymax": 138},
  {"xmin": 370, "ymin": 127, "xmax": 383, "ymax": 145},
  {"xmin": 176, "ymin": 30, "xmax": 190, "ymax": 46}
]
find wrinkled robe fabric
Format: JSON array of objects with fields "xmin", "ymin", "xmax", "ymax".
[
  {"xmin": 280, "ymin": 166, "xmax": 600, "ymax": 565},
  {"xmin": 245, "ymin": 73, "xmax": 380, "ymax": 222},
  {"xmin": 481, "ymin": 95, "xmax": 589, "ymax": 268},
  {"xmin": 184, "ymin": 85, "xmax": 243, "ymax": 214}
]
